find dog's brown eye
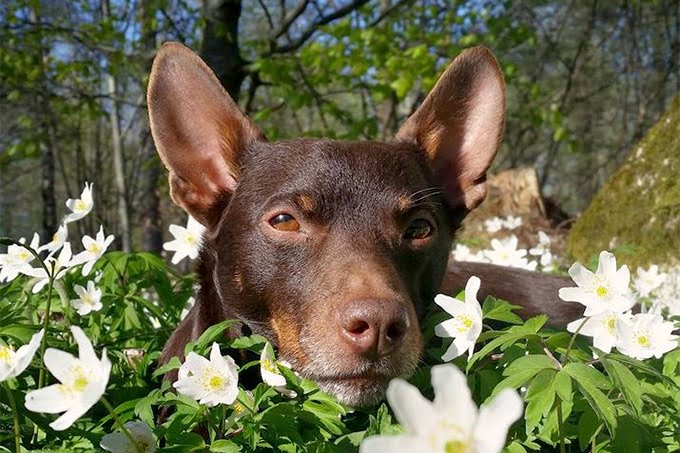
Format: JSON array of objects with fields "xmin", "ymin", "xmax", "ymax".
[
  {"xmin": 404, "ymin": 218, "xmax": 433, "ymax": 240},
  {"xmin": 269, "ymin": 213, "xmax": 300, "ymax": 232}
]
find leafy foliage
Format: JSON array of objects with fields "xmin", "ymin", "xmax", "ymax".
[{"xmin": 0, "ymin": 248, "xmax": 678, "ymax": 452}]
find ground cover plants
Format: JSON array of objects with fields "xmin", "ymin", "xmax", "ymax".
[{"xmin": 1, "ymin": 187, "xmax": 679, "ymax": 452}]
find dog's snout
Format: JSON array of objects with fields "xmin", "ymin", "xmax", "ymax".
[{"xmin": 337, "ymin": 300, "xmax": 409, "ymax": 358}]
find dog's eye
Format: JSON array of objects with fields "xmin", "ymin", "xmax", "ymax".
[
  {"xmin": 404, "ymin": 218, "xmax": 433, "ymax": 240},
  {"xmin": 269, "ymin": 213, "xmax": 300, "ymax": 232}
]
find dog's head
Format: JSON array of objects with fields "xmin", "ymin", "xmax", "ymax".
[{"xmin": 147, "ymin": 43, "xmax": 505, "ymax": 406}]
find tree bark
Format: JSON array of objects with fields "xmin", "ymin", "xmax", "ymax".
[
  {"xmin": 200, "ymin": 0, "xmax": 246, "ymax": 99},
  {"xmin": 29, "ymin": 7, "xmax": 58, "ymax": 240},
  {"xmin": 139, "ymin": 0, "xmax": 163, "ymax": 253},
  {"xmin": 101, "ymin": 0, "xmax": 131, "ymax": 251}
]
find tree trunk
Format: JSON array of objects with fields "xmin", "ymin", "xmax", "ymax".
[
  {"xmin": 139, "ymin": 0, "xmax": 163, "ymax": 253},
  {"xmin": 200, "ymin": 0, "xmax": 246, "ymax": 99},
  {"xmin": 101, "ymin": 0, "xmax": 131, "ymax": 251},
  {"xmin": 29, "ymin": 7, "xmax": 58, "ymax": 240}
]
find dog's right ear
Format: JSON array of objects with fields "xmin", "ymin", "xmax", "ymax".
[
  {"xmin": 396, "ymin": 47, "xmax": 505, "ymax": 211},
  {"xmin": 147, "ymin": 42, "xmax": 264, "ymax": 226}
]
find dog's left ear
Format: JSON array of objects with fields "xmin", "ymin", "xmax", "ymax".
[{"xmin": 396, "ymin": 46, "xmax": 505, "ymax": 210}]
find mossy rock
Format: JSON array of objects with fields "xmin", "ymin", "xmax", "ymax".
[{"xmin": 568, "ymin": 95, "xmax": 680, "ymax": 268}]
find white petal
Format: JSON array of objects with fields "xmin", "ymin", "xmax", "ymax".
[
  {"xmin": 431, "ymin": 364, "xmax": 477, "ymax": 434},
  {"xmin": 568, "ymin": 262, "xmax": 595, "ymax": 288},
  {"xmin": 596, "ymin": 251, "xmax": 616, "ymax": 276},
  {"xmin": 434, "ymin": 294, "xmax": 466, "ymax": 316},
  {"xmin": 386, "ymin": 378, "xmax": 436, "ymax": 436},
  {"xmin": 70, "ymin": 326, "xmax": 98, "ymax": 368},
  {"xmin": 359, "ymin": 435, "xmax": 422, "ymax": 453},
  {"xmin": 25, "ymin": 384, "xmax": 76, "ymax": 414},
  {"xmin": 434, "ymin": 319, "xmax": 458, "ymax": 339},
  {"xmin": 49, "ymin": 402, "xmax": 90, "ymax": 431},
  {"xmin": 100, "ymin": 432, "xmax": 131, "ymax": 453},
  {"xmin": 473, "ymin": 388, "xmax": 523, "ymax": 453},
  {"xmin": 43, "ymin": 348, "xmax": 80, "ymax": 383},
  {"xmin": 11, "ymin": 329, "xmax": 44, "ymax": 378}
]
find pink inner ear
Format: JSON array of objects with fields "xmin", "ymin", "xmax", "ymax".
[
  {"xmin": 396, "ymin": 47, "xmax": 506, "ymax": 210},
  {"xmin": 147, "ymin": 43, "xmax": 263, "ymax": 223}
]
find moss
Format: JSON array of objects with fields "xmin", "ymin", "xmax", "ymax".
[{"xmin": 568, "ymin": 95, "xmax": 680, "ymax": 268}]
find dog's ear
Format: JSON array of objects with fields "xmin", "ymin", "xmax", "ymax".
[
  {"xmin": 396, "ymin": 46, "xmax": 505, "ymax": 210},
  {"xmin": 147, "ymin": 42, "xmax": 264, "ymax": 226}
]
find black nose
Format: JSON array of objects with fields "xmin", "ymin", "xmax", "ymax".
[{"xmin": 337, "ymin": 300, "xmax": 409, "ymax": 358}]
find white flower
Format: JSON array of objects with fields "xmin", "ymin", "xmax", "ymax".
[
  {"xmin": 23, "ymin": 242, "xmax": 74, "ymax": 293},
  {"xmin": 652, "ymin": 266, "xmax": 680, "ymax": 316},
  {"xmin": 225, "ymin": 390, "xmax": 254, "ymax": 426},
  {"xmin": 502, "ymin": 215, "xmax": 522, "ymax": 230},
  {"xmin": 567, "ymin": 311, "xmax": 631, "ymax": 354},
  {"xmin": 434, "ymin": 276, "xmax": 483, "ymax": 361},
  {"xmin": 70, "ymin": 226, "xmax": 115, "ymax": 276},
  {"xmin": 100, "ymin": 420, "xmax": 156, "ymax": 453},
  {"xmin": 634, "ymin": 265, "xmax": 667, "ymax": 298},
  {"xmin": 616, "ymin": 313, "xmax": 678, "ymax": 360},
  {"xmin": 173, "ymin": 342, "xmax": 238, "ymax": 407},
  {"xmin": 71, "ymin": 281, "xmax": 103, "ymax": 316},
  {"xmin": 64, "ymin": 182, "xmax": 94, "ymax": 224},
  {"xmin": 0, "ymin": 329, "xmax": 44, "ymax": 382},
  {"xmin": 451, "ymin": 244, "xmax": 487, "ymax": 263},
  {"xmin": 163, "ymin": 216, "xmax": 205, "ymax": 264},
  {"xmin": 25, "ymin": 326, "xmax": 111, "ymax": 431},
  {"xmin": 539, "ymin": 250, "xmax": 555, "ymax": 272},
  {"xmin": 0, "ymin": 233, "xmax": 40, "ymax": 282},
  {"xmin": 529, "ymin": 231, "xmax": 551, "ymax": 256},
  {"xmin": 359, "ymin": 364, "xmax": 523, "ymax": 453},
  {"xmin": 482, "ymin": 235, "xmax": 530, "ymax": 269},
  {"xmin": 484, "ymin": 217, "xmax": 504, "ymax": 233},
  {"xmin": 260, "ymin": 342, "xmax": 297, "ymax": 398},
  {"xmin": 558, "ymin": 251, "xmax": 636, "ymax": 316},
  {"xmin": 39, "ymin": 224, "xmax": 68, "ymax": 255}
]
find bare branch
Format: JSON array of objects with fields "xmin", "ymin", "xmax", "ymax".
[{"xmin": 266, "ymin": 0, "xmax": 370, "ymax": 56}]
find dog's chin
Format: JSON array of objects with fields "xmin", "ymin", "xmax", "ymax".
[{"xmin": 315, "ymin": 376, "xmax": 389, "ymax": 407}]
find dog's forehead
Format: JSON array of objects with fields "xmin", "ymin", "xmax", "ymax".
[{"xmin": 240, "ymin": 139, "xmax": 433, "ymax": 202}]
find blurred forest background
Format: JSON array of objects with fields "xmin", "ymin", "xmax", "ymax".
[{"xmin": 0, "ymin": 0, "xmax": 678, "ymax": 254}]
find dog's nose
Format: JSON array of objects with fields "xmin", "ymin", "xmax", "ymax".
[{"xmin": 337, "ymin": 300, "xmax": 409, "ymax": 358}]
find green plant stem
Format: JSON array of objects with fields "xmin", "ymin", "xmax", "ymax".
[
  {"xmin": 36, "ymin": 268, "xmax": 56, "ymax": 390},
  {"xmin": 562, "ymin": 317, "xmax": 589, "ymax": 366},
  {"xmin": 101, "ymin": 397, "xmax": 144, "ymax": 453},
  {"xmin": 556, "ymin": 396, "xmax": 566, "ymax": 453},
  {"xmin": 4, "ymin": 383, "xmax": 21, "ymax": 453}
]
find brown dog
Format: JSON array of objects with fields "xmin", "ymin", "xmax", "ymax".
[{"xmin": 147, "ymin": 43, "xmax": 580, "ymax": 406}]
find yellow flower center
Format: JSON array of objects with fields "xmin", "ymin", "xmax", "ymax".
[
  {"xmin": 208, "ymin": 374, "xmax": 225, "ymax": 390},
  {"xmin": 636, "ymin": 335, "xmax": 650, "ymax": 347},
  {"xmin": 604, "ymin": 316, "xmax": 616, "ymax": 333},
  {"xmin": 185, "ymin": 234, "xmax": 197, "ymax": 245},
  {"xmin": 457, "ymin": 315, "xmax": 474, "ymax": 332},
  {"xmin": 73, "ymin": 375, "xmax": 89, "ymax": 391},
  {"xmin": 445, "ymin": 440, "xmax": 470, "ymax": 453},
  {"xmin": 75, "ymin": 199, "xmax": 87, "ymax": 212},
  {"xmin": 0, "ymin": 345, "xmax": 13, "ymax": 363},
  {"xmin": 233, "ymin": 402, "xmax": 245, "ymax": 414},
  {"xmin": 18, "ymin": 251, "xmax": 30, "ymax": 261},
  {"xmin": 87, "ymin": 243, "xmax": 102, "ymax": 254},
  {"xmin": 82, "ymin": 294, "xmax": 94, "ymax": 305},
  {"xmin": 596, "ymin": 286, "xmax": 608, "ymax": 297},
  {"xmin": 262, "ymin": 359, "xmax": 278, "ymax": 374}
]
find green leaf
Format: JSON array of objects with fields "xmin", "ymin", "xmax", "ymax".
[
  {"xmin": 482, "ymin": 297, "xmax": 524, "ymax": 324},
  {"xmin": 524, "ymin": 369, "xmax": 557, "ymax": 434},
  {"xmin": 601, "ymin": 357, "xmax": 644, "ymax": 415},
  {"xmin": 210, "ymin": 439, "xmax": 242, "ymax": 452},
  {"xmin": 188, "ymin": 319, "xmax": 239, "ymax": 355},
  {"xmin": 564, "ymin": 363, "xmax": 617, "ymax": 436},
  {"xmin": 489, "ymin": 355, "xmax": 558, "ymax": 399},
  {"xmin": 554, "ymin": 370, "xmax": 573, "ymax": 403}
]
